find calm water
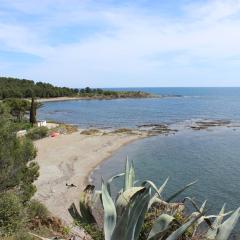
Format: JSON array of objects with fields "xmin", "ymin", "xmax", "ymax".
[
  {"xmin": 38, "ymin": 87, "xmax": 240, "ymax": 128},
  {"xmin": 92, "ymin": 128, "xmax": 240, "ymax": 215},
  {"xmin": 39, "ymin": 88, "xmax": 240, "ymax": 220}
]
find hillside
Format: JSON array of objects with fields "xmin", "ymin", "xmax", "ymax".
[
  {"xmin": 0, "ymin": 77, "xmax": 78, "ymax": 99},
  {"xmin": 0, "ymin": 77, "xmax": 154, "ymax": 100}
]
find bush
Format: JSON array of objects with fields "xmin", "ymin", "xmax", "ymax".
[
  {"xmin": 26, "ymin": 127, "xmax": 48, "ymax": 140},
  {"xmin": 0, "ymin": 192, "xmax": 24, "ymax": 236},
  {"xmin": 13, "ymin": 231, "xmax": 33, "ymax": 240},
  {"xmin": 27, "ymin": 200, "xmax": 49, "ymax": 220},
  {"xmin": 78, "ymin": 223, "xmax": 103, "ymax": 240}
]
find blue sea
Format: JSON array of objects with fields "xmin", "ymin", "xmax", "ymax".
[{"xmin": 38, "ymin": 88, "xmax": 240, "ymax": 223}]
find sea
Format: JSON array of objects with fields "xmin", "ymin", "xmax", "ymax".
[{"xmin": 38, "ymin": 87, "xmax": 240, "ymax": 224}]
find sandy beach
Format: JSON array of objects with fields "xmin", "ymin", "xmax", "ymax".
[
  {"xmin": 35, "ymin": 97, "xmax": 86, "ymax": 102},
  {"xmin": 34, "ymin": 130, "xmax": 147, "ymax": 224}
]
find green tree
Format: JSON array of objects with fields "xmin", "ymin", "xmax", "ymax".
[
  {"xmin": 0, "ymin": 115, "xmax": 38, "ymax": 199},
  {"xmin": 0, "ymin": 192, "xmax": 24, "ymax": 236},
  {"xmin": 29, "ymin": 97, "xmax": 37, "ymax": 126},
  {"xmin": 3, "ymin": 98, "xmax": 30, "ymax": 122}
]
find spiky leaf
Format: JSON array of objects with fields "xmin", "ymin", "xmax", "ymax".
[
  {"xmin": 101, "ymin": 180, "xmax": 117, "ymax": 240},
  {"xmin": 165, "ymin": 213, "xmax": 202, "ymax": 240},
  {"xmin": 215, "ymin": 208, "xmax": 240, "ymax": 240},
  {"xmin": 107, "ymin": 173, "xmax": 125, "ymax": 196},
  {"xmin": 111, "ymin": 187, "xmax": 151, "ymax": 240},
  {"xmin": 166, "ymin": 180, "xmax": 197, "ymax": 202},
  {"xmin": 147, "ymin": 214, "xmax": 175, "ymax": 240}
]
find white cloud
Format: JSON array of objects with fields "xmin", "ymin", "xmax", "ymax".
[{"xmin": 1, "ymin": 0, "xmax": 240, "ymax": 87}]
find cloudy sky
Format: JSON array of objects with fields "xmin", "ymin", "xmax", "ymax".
[{"xmin": 1, "ymin": 0, "xmax": 240, "ymax": 87}]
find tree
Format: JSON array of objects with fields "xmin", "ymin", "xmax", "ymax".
[
  {"xmin": 0, "ymin": 114, "xmax": 39, "ymax": 200},
  {"xmin": 3, "ymin": 98, "xmax": 30, "ymax": 122},
  {"xmin": 85, "ymin": 87, "xmax": 91, "ymax": 93},
  {"xmin": 30, "ymin": 97, "xmax": 37, "ymax": 126}
]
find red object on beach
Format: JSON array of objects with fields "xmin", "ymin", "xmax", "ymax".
[{"xmin": 50, "ymin": 132, "xmax": 60, "ymax": 137}]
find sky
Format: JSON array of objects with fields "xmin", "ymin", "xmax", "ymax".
[{"xmin": 1, "ymin": 0, "xmax": 240, "ymax": 87}]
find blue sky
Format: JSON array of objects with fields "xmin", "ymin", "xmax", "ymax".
[{"xmin": 1, "ymin": 0, "xmax": 240, "ymax": 87}]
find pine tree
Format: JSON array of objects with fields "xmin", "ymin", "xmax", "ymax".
[{"xmin": 30, "ymin": 97, "xmax": 36, "ymax": 126}]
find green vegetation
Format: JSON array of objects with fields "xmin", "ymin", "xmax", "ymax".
[
  {"xmin": 3, "ymin": 98, "xmax": 30, "ymax": 122},
  {"xmin": 0, "ymin": 115, "xmax": 38, "ymax": 196},
  {"xmin": 67, "ymin": 159, "xmax": 239, "ymax": 240},
  {"xmin": 0, "ymin": 102, "xmax": 40, "ymax": 238},
  {"xmin": 0, "ymin": 77, "xmax": 152, "ymax": 100},
  {"xmin": 26, "ymin": 126, "xmax": 49, "ymax": 140},
  {"xmin": 0, "ymin": 77, "xmax": 77, "ymax": 99},
  {"xmin": 29, "ymin": 98, "xmax": 37, "ymax": 126},
  {"xmin": 0, "ymin": 192, "xmax": 24, "ymax": 235},
  {"xmin": 27, "ymin": 200, "xmax": 49, "ymax": 221},
  {"xmin": 78, "ymin": 87, "xmax": 152, "ymax": 99}
]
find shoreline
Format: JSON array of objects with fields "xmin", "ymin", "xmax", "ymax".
[
  {"xmin": 33, "ymin": 120, "xmax": 238, "ymax": 225},
  {"xmin": 35, "ymin": 95, "xmax": 158, "ymax": 103},
  {"xmin": 34, "ymin": 129, "xmax": 149, "ymax": 225}
]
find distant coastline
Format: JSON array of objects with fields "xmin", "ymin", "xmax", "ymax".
[{"xmin": 35, "ymin": 94, "xmax": 156, "ymax": 102}]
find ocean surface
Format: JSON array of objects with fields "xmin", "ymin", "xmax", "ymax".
[
  {"xmin": 38, "ymin": 88, "xmax": 240, "ymax": 224},
  {"xmin": 38, "ymin": 87, "xmax": 240, "ymax": 128}
]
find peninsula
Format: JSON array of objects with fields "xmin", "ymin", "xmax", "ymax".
[{"xmin": 0, "ymin": 77, "xmax": 155, "ymax": 100}]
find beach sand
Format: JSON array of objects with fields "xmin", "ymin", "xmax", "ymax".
[{"xmin": 34, "ymin": 130, "xmax": 147, "ymax": 225}]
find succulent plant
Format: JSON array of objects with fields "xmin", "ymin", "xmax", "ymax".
[{"xmin": 68, "ymin": 157, "xmax": 240, "ymax": 240}]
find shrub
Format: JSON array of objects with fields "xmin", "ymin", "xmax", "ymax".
[
  {"xmin": 78, "ymin": 223, "xmax": 104, "ymax": 240},
  {"xmin": 0, "ymin": 192, "xmax": 24, "ymax": 236},
  {"xmin": 27, "ymin": 200, "xmax": 49, "ymax": 220},
  {"xmin": 13, "ymin": 231, "xmax": 33, "ymax": 240},
  {"xmin": 26, "ymin": 127, "xmax": 48, "ymax": 140},
  {"xmin": 81, "ymin": 129, "xmax": 101, "ymax": 135}
]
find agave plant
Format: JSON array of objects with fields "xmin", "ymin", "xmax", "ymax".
[{"xmin": 68, "ymin": 157, "xmax": 240, "ymax": 240}]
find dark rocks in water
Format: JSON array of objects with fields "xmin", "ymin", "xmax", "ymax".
[
  {"xmin": 137, "ymin": 123, "xmax": 168, "ymax": 128},
  {"xmin": 190, "ymin": 120, "xmax": 231, "ymax": 130},
  {"xmin": 137, "ymin": 123, "xmax": 178, "ymax": 136}
]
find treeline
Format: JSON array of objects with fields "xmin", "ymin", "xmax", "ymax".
[
  {"xmin": 0, "ymin": 77, "xmax": 78, "ymax": 99},
  {"xmin": 0, "ymin": 77, "xmax": 152, "ymax": 100},
  {"xmin": 79, "ymin": 86, "xmax": 151, "ymax": 98}
]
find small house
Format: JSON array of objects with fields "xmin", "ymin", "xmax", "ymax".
[{"xmin": 37, "ymin": 120, "xmax": 47, "ymax": 127}]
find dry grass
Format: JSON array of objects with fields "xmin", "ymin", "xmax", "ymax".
[
  {"xmin": 51, "ymin": 124, "xmax": 78, "ymax": 134},
  {"xmin": 81, "ymin": 128, "xmax": 101, "ymax": 135},
  {"xmin": 112, "ymin": 128, "xmax": 133, "ymax": 134}
]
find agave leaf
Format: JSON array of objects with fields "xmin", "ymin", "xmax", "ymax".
[
  {"xmin": 79, "ymin": 185, "xmax": 97, "ymax": 224},
  {"xmin": 133, "ymin": 188, "xmax": 151, "ymax": 240},
  {"xmin": 191, "ymin": 200, "xmax": 208, "ymax": 236},
  {"xmin": 147, "ymin": 178, "xmax": 169, "ymax": 209},
  {"xmin": 124, "ymin": 156, "xmax": 130, "ymax": 191},
  {"xmin": 124, "ymin": 157, "xmax": 135, "ymax": 191},
  {"xmin": 200, "ymin": 200, "xmax": 207, "ymax": 212},
  {"xmin": 111, "ymin": 187, "xmax": 151, "ymax": 240},
  {"xmin": 195, "ymin": 200, "xmax": 207, "ymax": 224},
  {"xmin": 207, "ymin": 204, "xmax": 227, "ymax": 239},
  {"xmin": 147, "ymin": 214, "xmax": 175, "ymax": 240},
  {"xmin": 101, "ymin": 180, "xmax": 117, "ymax": 240},
  {"xmin": 116, "ymin": 187, "xmax": 144, "ymax": 217},
  {"xmin": 165, "ymin": 213, "xmax": 202, "ymax": 240},
  {"xmin": 142, "ymin": 179, "xmax": 168, "ymax": 198},
  {"xmin": 204, "ymin": 212, "xmax": 232, "ymax": 219},
  {"xmin": 68, "ymin": 202, "xmax": 82, "ymax": 222},
  {"xmin": 29, "ymin": 233, "xmax": 53, "ymax": 240},
  {"xmin": 107, "ymin": 173, "xmax": 125, "ymax": 196},
  {"xmin": 215, "ymin": 207, "xmax": 240, "ymax": 240},
  {"xmin": 129, "ymin": 161, "xmax": 135, "ymax": 188},
  {"xmin": 166, "ymin": 180, "xmax": 198, "ymax": 203},
  {"xmin": 184, "ymin": 197, "xmax": 212, "ymax": 229}
]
